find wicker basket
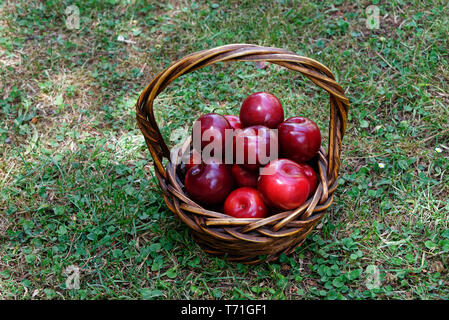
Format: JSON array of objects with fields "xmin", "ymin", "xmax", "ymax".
[{"xmin": 136, "ymin": 44, "xmax": 349, "ymax": 264}]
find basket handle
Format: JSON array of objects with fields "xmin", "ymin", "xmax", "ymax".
[{"xmin": 136, "ymin": 44, "xmax": 349, "ymax": 183}]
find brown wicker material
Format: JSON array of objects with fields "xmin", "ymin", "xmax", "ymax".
[{"xmin": 136, "ymin": 44, "xmax": 350, "ymax": 264}]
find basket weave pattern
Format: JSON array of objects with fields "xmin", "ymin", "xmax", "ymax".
[{"xmin": 136, "ymin": 44, "xmax": 350, "ymax": 264}]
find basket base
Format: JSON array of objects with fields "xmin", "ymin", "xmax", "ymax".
[{"xmin": 191, "ymin": 230, "xmax": 309, "ymax": 264}]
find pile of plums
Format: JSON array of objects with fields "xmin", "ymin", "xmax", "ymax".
[{"xmin": 180, "ymin": 92, "xmax": 321, "ymax": 219}]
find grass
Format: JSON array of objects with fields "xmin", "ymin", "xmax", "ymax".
[{"xmin": 0, "ymin": 0, "xmax": 448, "ymax": 300}]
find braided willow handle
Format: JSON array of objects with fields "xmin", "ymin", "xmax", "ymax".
[{"xmin": 136, "ymin": 44, "xmax": 349, "ymax": 185}]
